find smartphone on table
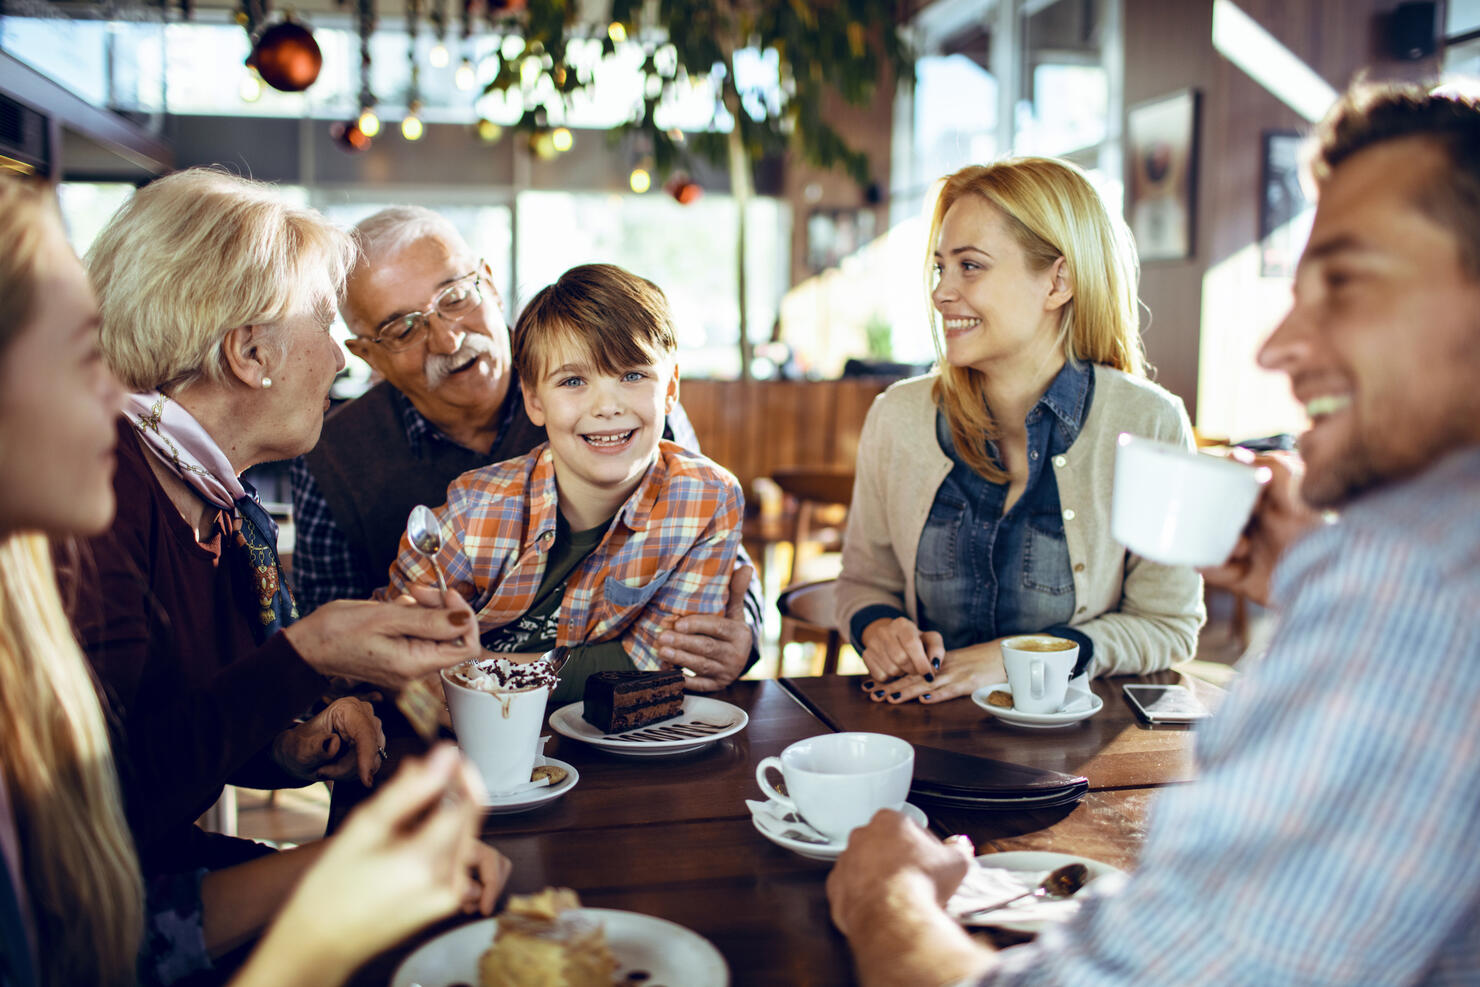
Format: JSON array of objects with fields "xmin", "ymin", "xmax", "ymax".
[{"xmin": 1122, "ymin": 684, "xmax": 1210, "ymax": 724}]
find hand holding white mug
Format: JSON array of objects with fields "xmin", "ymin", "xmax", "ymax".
[{"xmin": 1200, "ymin": 450, "xmax": 1319, "ymax": 607}]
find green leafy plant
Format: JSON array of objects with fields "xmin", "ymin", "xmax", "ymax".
[{"xmin": 479, "ymin": 0, "xmax": 912, "ymax": 378}]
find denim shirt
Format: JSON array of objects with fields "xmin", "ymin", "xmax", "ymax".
[{"xmin": 852, "ymin": 360, "xmax": 1095, "ymax": 674}]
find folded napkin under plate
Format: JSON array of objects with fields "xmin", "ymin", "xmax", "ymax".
[
  {"xmin": 910, "ymin": 744, "xmax": 1089, "ymax": 811},
  {"xmin": 946, "ymin": 852, "xmax": 1126, "ymax": 933}
]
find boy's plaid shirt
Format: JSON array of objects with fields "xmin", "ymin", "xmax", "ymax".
[{"xmin": 383, "ymin": 440, "xmax": 744, "ymax": 669}]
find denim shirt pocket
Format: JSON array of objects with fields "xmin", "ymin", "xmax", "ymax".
[
  {"xmin": 916, "ymin": 492, "xmax": 967, "ymax": 580},
  {"xmin": 1022, "ymin": 512, "xmax": 1074, "ymax": 594},
  {"xmin": 603, "ymin": 571, "xmax": 670, "ymax": 613}
]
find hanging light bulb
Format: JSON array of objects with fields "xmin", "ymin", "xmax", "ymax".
[
  {"xmin": 239, "ymin": 70, "xmax": 264, "ymax": 102},
  {"xmin": 475, "ymin": 118, "xmax": 502, "ymax": 142},
  {"xmin": 551, "ymin": 126, "xmax": 573, "ymax": 152},
  {"xmin": 401, "ymin": 105, "xmax": 425, "ymax": 141},
  {"xmin": 629, "ymin": 167, "xmax": 652, "ymax": 194},
  {"xmin": 607, "ymin": 22, "xmax": 626, "ymax": 43},
  {"xmin": 357, "ymin": 107, "xmax": 381, "ymax": 137},
  {"xmin": 455, "ymin": 58, "xmax": 477, "ymax": 90},
  {"xmin": 429, "ymin": 42, "xmax": 450, "ymax": 68}
]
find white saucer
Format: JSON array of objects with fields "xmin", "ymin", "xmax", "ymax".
[
  {"xmin": 971, "ymin": 684, "xmax": 1103, "ymax": 729},
  {"xmin": 479, "ymin": 757, "xmax": 579, "ymax": 814},
  {"xmin": 549, "ymin": 696, "xmax": 748, "ymax": 757},
  {"xmin": 949, "ymin": 851, "xmax": 1124, "ymax": 933},
  {"xmin": 750, "ymin": 801, "xmax": 929, "ymax": 861}
]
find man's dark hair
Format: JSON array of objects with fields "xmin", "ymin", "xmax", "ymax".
[{"xmin": 1312, "ymin": 82, "xmax": 1480, "ymax": 276}]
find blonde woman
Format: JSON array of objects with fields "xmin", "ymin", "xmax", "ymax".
[
  {"xmin": 0, "ymin": 177, "xmax": 508, "ymax": 987},
  {"xmin": 836, "ymin": 158, "xmax": 1203, "ymax": 704},
  {"xmin": 57, "ymin": 168, "xmax": 491, "ymax": 888}
]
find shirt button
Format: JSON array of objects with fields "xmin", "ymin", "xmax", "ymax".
[
  {"xmin": 1053, "ymin": 455, "xmax": 1067, "ymax": 468},
  {"xmin": 1062, "ymin": 508, "xmax": 1076, "ymax": 521},
  {"xmin": 1030, "ymin": 450, "xmax": 1039, "ymax": 460},
  {"xmin": 1074, "ymin": 563, "xmax": 1085, "ymax": 572}
]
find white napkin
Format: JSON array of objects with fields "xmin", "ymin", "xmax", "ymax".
[
  {"xmin": 745, "ymin": 798, "xmax": 834, "ymax": 845},
  {"xmin": 947, "ymin": 864, "xmax": 1091, "ymax": 927}
]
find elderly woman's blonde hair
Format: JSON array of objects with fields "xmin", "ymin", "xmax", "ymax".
[
  {"xmin": 86, "ymin": 168, "xmax": 356, "ymax": 393},
  {"xmin": 927, "ymin": 157, "xmax": 1147, "ymax": 483}
]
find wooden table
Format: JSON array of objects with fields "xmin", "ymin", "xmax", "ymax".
[{"xmin": 347, "ymin": 673, "xmax": 1216, "ymax": 985}]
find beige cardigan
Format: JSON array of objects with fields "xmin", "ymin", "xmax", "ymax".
[{"xmin": 835, "ymin": 367, "xmax": 1205, "ymax": 678}]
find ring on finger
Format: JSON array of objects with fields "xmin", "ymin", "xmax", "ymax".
[{"xmin": 376, "ymin": 746, "xmax": 388, "ymax": 760}]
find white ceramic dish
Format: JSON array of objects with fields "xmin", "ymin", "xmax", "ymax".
[
  {"xmin": 972, "ymin": 684, "xmax": 1103, "ymax": 729},
  {"xmin": 549, "ymin": 696, "xmax": 748, "ymax": 756},
  {"xmin": 391, "ymin": 909, "xmax": 729, "ymax": 986},
  {"xmin": 479, "ymin": 756, "xmax": 578, "ymax": 814},
  {"xmin": 951, "ymin": 851, "xmax": 1123, "ymax": 933},
  {"xmin": 750, "ymin": 800, "xmax": 928, "ymax": 862}
]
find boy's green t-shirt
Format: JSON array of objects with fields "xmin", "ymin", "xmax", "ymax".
[{"xmin": 480, "ymin": 511, "xmax": 637, "ymax": 703}]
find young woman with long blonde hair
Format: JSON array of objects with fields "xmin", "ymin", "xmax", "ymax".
[{"xmin": 836, "ymin": 157, "xmax": 1204, "ymax": 704}]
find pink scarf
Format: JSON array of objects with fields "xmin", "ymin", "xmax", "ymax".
[{"xmin": 123, "ymin": 392, "xmax": 245, "ymax": 511}]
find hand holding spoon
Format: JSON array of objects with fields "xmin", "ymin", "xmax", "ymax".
[{"xmin": 958, "ymin": 863, "xmax": 1089, "ymax": 921}]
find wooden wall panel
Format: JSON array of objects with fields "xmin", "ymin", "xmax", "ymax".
[{"xmin": 680, "ymin": 379, "xmax": 893, "ymax": 499}]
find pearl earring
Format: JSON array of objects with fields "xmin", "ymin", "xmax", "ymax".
[{"xmin": 261, "ymin": 377, "xmax": 273, "ymax": 388}]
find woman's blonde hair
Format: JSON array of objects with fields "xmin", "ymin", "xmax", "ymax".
[
  {"xmin": 927, "ymin": 157, "xmax": 1147, "ymax": 482},
  {"xmin": 86, "ymin": 167, "xmax": 356, "ymax": 394},
  {"xmin": 0, "ymin": 177, "xmax": 143, "ymax": 986}
]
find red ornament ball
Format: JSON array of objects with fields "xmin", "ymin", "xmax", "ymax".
[{"xmin": 249, "ymin": 20, "xmax": 323, "ymax": 93}]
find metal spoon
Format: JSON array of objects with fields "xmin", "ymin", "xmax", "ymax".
[
  {"xmin": 406, "ymin": 505, "xmax": 448, "ymax": 593},
  {"xmin": 958, "ymin": 863, "xmax": 1089, "ymax": 920}
]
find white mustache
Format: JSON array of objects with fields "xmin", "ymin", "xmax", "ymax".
[{"xmin": 425, "ymin": 332, "xmax": 496, "ymax": 390}]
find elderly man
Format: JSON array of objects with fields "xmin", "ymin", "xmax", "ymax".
[
  {"xmin": 827, "ymin": 81, "xmax": 1480, "ymax": 985},
  {"xmin": 289, "ymin": 208, "xmax": 761, "ymax": 689}
]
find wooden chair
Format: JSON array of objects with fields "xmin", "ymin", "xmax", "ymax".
[{"xmin": 776, "ymin": 579, "xmax": 844, "ymax": 675}]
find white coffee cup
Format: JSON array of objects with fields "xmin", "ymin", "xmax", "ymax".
[
  {"xmin": 754, "ymin": 732, "xmax": 914, "ymax": 843},
  {"xmin": 1000, "ymin": 635, "xmax": 1080, "ymax": 714},
  {"xmin": 442, "ymin": 665, "xmax": 550, "ymax": 796},
  {"xmin": 1111, "ymin": 433, "xmax": 1273, "ymax": 567}
]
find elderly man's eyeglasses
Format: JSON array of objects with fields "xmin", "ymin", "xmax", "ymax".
[{"xmin": 368, "ymin": 265, "xmax": 486, "ymax": 352}]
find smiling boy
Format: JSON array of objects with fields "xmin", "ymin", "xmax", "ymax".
[{"xmin": 382, "ymin": 264, "xmax": 744, "ymax": 701}]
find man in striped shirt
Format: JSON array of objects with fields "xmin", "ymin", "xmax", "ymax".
[
  {"xmin": 827, "ymin": 81, "xmax": 1480, "ymax": 985},
  {"xmin": 380, "ymin": 264, "xmax": 744, "ymax": 702}
]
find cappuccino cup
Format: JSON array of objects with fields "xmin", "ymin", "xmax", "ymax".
[
  {"xmin": 1111, "ymin": 434, "xmax": 1272, "ymax": 568},
  {"xmin": 754, "ymin": 732, "xmax": 913, "ymax": 843},
  {"xmin": 1000, "ymin": 635, "xmax": 1079, "ymax": 714},
  {"xmin": 442, "ymin": 653, "xmax": 559, "ymax": 796}
]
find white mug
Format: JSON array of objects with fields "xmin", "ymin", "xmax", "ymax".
[
  {"xmin": 754, "ymin": 732, "xmax": 913, "ymax": 843},
  {"xmin": 1111, "ymin": 433, "xmax": 1272, "ymax": 567},
  {"xmin": 1000, "ymin": 635, "xmax": 1079, "ymax": 714},
  {"xmin": 442, "ymin": 668, "xmax": 549, "ymax": 796}
]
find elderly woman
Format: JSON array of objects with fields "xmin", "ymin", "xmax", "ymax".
[
  {"xmin": 58, "ymin": 168, "xmax": 484, "ymax": 884},
  {"xmin": 837, "ymin": 158, "xmax": 1204, "ymax": 704},
  {"xmin": 0, "ymin": 174, "xmax": 505, "ymax": 987}
]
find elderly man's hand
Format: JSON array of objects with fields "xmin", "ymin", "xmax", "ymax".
[
  {"xmin": 273, "ymin": 697, "xmax": 387, "ymax": 786},
  {"xmin": 656, "ymin": 565, "xmax": 754, "ymax": 691},
  {"xmin": 284, "ymin": 590, "xmax": 481, "ymax": 691},
  {"xmin": 1200, "ymin": 450, "xmax": 1318, "ymax": 607}
]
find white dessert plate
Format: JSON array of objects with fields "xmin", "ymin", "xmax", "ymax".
[
  {"xmin": 549, "ymin": 696, "xmax": 749, "ymax": 756},
  {"xmin": 479, "ymin": 756, "xmax": 579, "ymax": 814},
  {"xmin": 391, "ymin": 909, "xmax": 729, "ymax": 987},
  {"xmin": 948, "ymin": 851, "xmax": 1124, "ymax": 934},
  {"xmin": 971, "ymin": 684, "xmax": 1103, "ymax": 729},
  {"xmin": 750, "ymin": 800, "xmax": 929, "ymax": 862}
]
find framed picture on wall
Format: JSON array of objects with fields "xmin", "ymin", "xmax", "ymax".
[
  {"xmin": 1258, "ymin": 130, "xmax": 1314, "ymax": 278},
  {"xmin": 1126, "ymin": 89, "xmax": 1200, "ymax": 262}
]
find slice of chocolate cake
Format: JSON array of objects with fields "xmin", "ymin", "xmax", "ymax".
[{"xmin": 581, "ymin": 669, "xmax": 685, "ymax": 734}]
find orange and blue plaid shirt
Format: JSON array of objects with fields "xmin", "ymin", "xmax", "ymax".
[{"xmin": 383, "ymin": 440, "xmax": 744, "ymax": 670}]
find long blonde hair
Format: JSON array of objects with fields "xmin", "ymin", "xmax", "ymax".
[
  {"xmin": 927, "ymin": 157, "xmax": 1147, "ymax": 482},
  {"xmin": 0, "ymin": 177, "xmax": 144, "ymax": 986}
]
